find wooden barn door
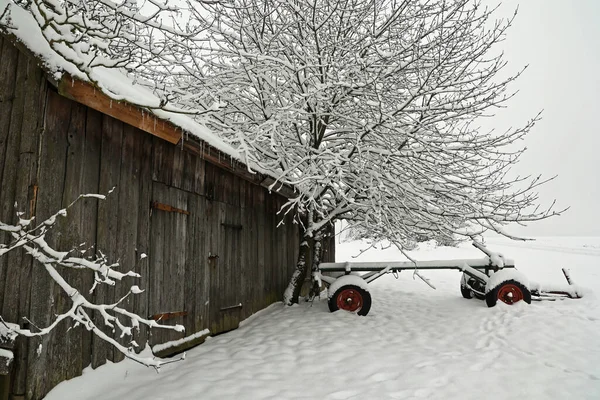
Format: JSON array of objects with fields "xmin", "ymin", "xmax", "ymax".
[
  {"xmin": 206, "ymin": 199, "xmax": 244, "ymax": 335},
  {"xmin": 148, "ymin": 181, "xmax": 210, "ymax": 347}
]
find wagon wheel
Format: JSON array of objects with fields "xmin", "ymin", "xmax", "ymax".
[
  {"xmin": 460, "ymin": 274, "xmax": 486, "ymax": 300},
  {"xmin": 460, "ymin": 273, "xmax": 474, "ymax": 299},
  {"xmin": 485, "ymin": 279, "xmax": 532, "ymax": 307},
  {"xmin": 328, "ymin": 285, "xmax": 372, "ymax": 316}
]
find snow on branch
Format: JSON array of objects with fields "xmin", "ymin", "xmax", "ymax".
[
  {"xmin": 0, "ymin": 193, "xmax": 184, "ymax": 370},
  {"xmin": 0, "ymin": 0, "xmax": 222, "ymax": 116}
]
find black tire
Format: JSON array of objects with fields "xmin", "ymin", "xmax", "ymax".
[
  {"xmin": 460, "ymin": 273, "xmax": 474, "ymax": 299},
  {"xmin": 485, "ymin": 279, "xmax": 532, "ymax": 307},
  {"xmin": 328, "ymin": 285, "xmax": 372, "ymax": 316},
  {"xmin": 460, "ymin": 284, "xmax": 474, "ymax": 299}
]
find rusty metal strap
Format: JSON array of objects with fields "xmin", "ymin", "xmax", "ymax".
[
  {"xmin": 149, "ymin": 311, "xmax": 188, "ymax": 321},
  {"xmin": 151, "ymin": 201, "xmax": 190, "ymax": 215}
]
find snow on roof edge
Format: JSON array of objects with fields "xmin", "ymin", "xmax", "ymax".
[{"xmin": 0, "ymin": 0, "xmax": 242, "ymax": 163}]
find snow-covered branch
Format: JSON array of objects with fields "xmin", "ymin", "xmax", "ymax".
[{"xmin": 0, "ymin": 194, "xmax": 184, "ymax": 369}]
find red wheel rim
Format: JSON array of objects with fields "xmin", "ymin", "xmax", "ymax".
[
  {"xmin": 336, "ymin": 288, "xmax": 363, "ymax": 312},
  {"xmin": 497, "ymin": 284, "xmax": 524, "ymax": 305}
]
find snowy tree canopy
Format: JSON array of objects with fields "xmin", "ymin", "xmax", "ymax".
[
  {"xmin": 186, "ymin": 0, "xmax": 559, "ymax": 245},
  {"xmin": 181, "ymin": 0, "xmax": 561, "ymax": 303}
]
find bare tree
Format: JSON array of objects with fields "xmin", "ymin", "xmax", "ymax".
[
  {"xmin": 0, "ymin": 194, "xmax": 183, "ymax": 369},
  {"xmin": 185, "ymin": 0, "xmax": 562, "ymax": 304}
]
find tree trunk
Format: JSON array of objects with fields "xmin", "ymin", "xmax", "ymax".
[
  {"xmin": 282, "ymin": 237, "xmax": 310, "ymax": 305},
  {"xmin": 308, "ymin": 230, "xmax": 323, "ymax": 299},
  {"xmin": 283, "ymin": 209, "xmax": 316, "ymax": 305}
]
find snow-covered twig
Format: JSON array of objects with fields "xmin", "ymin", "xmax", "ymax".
[{"xmin": 0, "ymin": 193, "xmax": 184, "ymax": 370}]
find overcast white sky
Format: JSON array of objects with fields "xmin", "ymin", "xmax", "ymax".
[{"xmin": 482, "ymin": 0, "xmax": 600, "ymax": 237}]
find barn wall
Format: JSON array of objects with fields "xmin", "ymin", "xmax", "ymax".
[{"xmin": 0, "ymin": 35, "xmax": 333, "ymax": 400}]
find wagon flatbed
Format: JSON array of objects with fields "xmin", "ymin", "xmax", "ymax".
[{"xmin": 319, "ymin": 257, "xmax": 515, "ymax": 273}]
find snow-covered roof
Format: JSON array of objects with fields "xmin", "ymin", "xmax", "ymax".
[{"xmin": 0, "ymin": 0, "xmax": 240, "ymax": 161}]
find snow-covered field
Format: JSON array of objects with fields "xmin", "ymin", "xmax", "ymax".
[{"xmin": 47, "ymin": 237, "xmax": 600, "ymax": 400}]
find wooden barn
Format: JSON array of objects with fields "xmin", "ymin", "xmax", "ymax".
[{"xmin": 0, "ymin": 21, "xmax": 334, "ymax": 400}]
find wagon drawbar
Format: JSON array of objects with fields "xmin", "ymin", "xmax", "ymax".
[{"xmin": 317, "ymin": 241, "xmax": 581, "ymax": 316}]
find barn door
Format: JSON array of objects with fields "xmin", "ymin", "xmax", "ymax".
[
  {"xmin": 148, "ymin": 181, "xmax": 209, "ymax": 347},
  {"xmin": 207, "ymin": 200, "xmax": 243, "ymax": 334}
]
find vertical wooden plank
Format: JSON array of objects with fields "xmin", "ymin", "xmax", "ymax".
[
  {"xmin": 239, "ymin": 186, "xmax": 250, "ymax": 321},
  {"xmin": 204, "ymin": 162, "xmax": 216, "ymax": 201},
  {"xmin": 79, "ymin": 107, "xmax": 103, "ymax": 370},
  {"xmin": 0, "ymin": 48, "xmax": 28, "ymax": 319},
  {"xmin": 25, "ymin": 89, "xmax": 71, "ymax": 400},
  {"xmin": 54, "ymin": 101, "xmax": 90, "ymax": 385},
  {"xmin": 192, "ymin": 156, "xmax": 205, "ymax": 196},
  {"xmin": 184, "ymin": 193, "xmax": 198, "ymax": 335},
  {"xmin": 268, "ymin": 194, "xmax": 277, "ymax": 304},
  {"xmin": 276, "ymin": 197, "xmax": 288, "ymax": 297},
  {"xmin": 218, "ymin": 201, "xmax": 229, "ymax": 332},
  {"xmin": 206, "ymin": 163, "xmax": 224, "ymax": 333},
  {"xmin": 0, "ymin": 36, "xmax": 19, "ymax": 320},
  {"xmin": 148, "ymin": 182, "xmax": 166, "ymax": 348},
  {"xmin": 255, "ymin": 187, "xmax": 266, "ymax": 310},
  {"xmin": 0, "ymin": 37, "xmax": 19, "ymax": 199},
  {"xmin": 134, "ymin": 132, "xmax": 153, "ymax": 352},
  {"xmin": 248, "ymin": 183, "xmax": 259, "ymax": 315},
  {"xmin": 170, "ymin": 145, "xmax": 185, "ymax": 189},
  {"xmin": 111, "ymin": 124, "xmax": 142, "ymax": 362},
  {"xmin": 93, "ymin": 115, "xmax": 123, "ymax": 366},
  {"xmin": 193, "ymin": 196, "xmax": 210, "ymax": 333},
  {"xmin": 168, "ymin": 185, "xmax": 187, "ymax": 341},
  {"xmin": 151, "ymin": 138, "xmax": 173, "ymax": 186}
]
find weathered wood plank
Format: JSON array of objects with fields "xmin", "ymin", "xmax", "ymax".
[
  {"xmin": 207, "ymin": 183, "xmax": 224, "ymax": 334},
  {"xmin": 25, "ymin": 89, "xmax": 71, "ymax": 400},
  {"xmin": 170, "ymin": 145, "xmax": 185, "ymax": 190},
  {"xmin": 134, "ymin": 131, "xmax": 153, "ymax": 352},
  {"xmin": 58, "ymin": 77, "xmax": 182, "ymax": 144},
  {"xmin": 255, "ymin": 187, "xmax": 266, "ymax": 311},
  {"xmin": 192, "ymin": 156, "xmax": 205, "ymax": 196},
  {"xmin": 151, "ymin": 137, "xmax": 171, "ymax": 186},
  {"xmin": 0, "ymin": 35, "xmax": 18, "ymax": 315},
  {"xmin": 79, "ymin": 107, "xmax": 103, "ymax": 369},
  {"xmin": 111, "ymin": 124, "xmax": 142, "ymax": 362},
  {"xmin": 149, "ymin": 182, "xmax": 167, "ymax": 347},
  {"xmin": 183, "ymin": 193, "xmax": 198, "ymax": 336},
  {"xmin": 0, "ymin": 36, "xmax": 19, "ymax": 200},
  {"xmin": 0, "ymin": 46, "xmax": 28, "ymax": 323},
  {"xmin": 194, "ymin": 195, "xmax": 210, "ymax": 334},
  {"xmin": 276, "ymin": 198, "xmax": 288, "ymax": 297},
  {"xmin": 168, "ymin": 186, "xmax": 187, "ymax": 342},
  {"xmin": 55, "ymin": 100, "xmax": 90, "ymax": 385},
  {"xmin": 247, "ymin": 183, "xmax": 260, "ymax": 316},
  {"xmin": 93, "ymin": 115, "xmax": 124, "ymax": 366}
]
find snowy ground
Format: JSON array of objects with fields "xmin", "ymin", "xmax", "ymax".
[{"xmin": 47, "ymin": 237, "xmax": 600, "ymax": 400}]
